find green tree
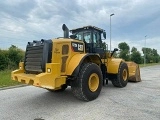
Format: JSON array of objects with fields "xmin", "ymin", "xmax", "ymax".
[
  {"xmin": 118, "ymin": 42, "xmax": 130, "ymax": 61},
  {"xmin": 0, "ymin": 50, "xmax": 8, "ymax": 70},
  {"xmin": 142, "ymin": 47, "xmax": 160, "ymax": 63},
  {"xmin": 131, "ymin": 47, "xmax": 137, "ymax": 53},
  {"xmin": 7, "ymin": 45, "xmax": 24, "ymax": 69},
  {"xmin": 152, "ymin": 49, "xmax": 160, "ymax": 63},
  {"xmin": 130, "ymin": 47, "xmax": 142, "ymax": 64}
]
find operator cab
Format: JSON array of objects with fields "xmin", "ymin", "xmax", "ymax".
[{"xmin": 70, "ymin": 26, "xmax": 106, "ymax": 55}]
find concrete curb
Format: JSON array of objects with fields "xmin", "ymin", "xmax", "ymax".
[{"xmin": 0, "ymin": 84, "xmax": 28, "ymax": 91}]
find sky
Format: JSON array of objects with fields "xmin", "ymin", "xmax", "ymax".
[{"xmin": 0, "ymin": 0, "xmax": 160, "ymax": 54}]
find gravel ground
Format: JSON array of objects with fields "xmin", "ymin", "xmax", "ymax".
[{"xmin": 0, "ymin": 65, "xmax": 160, "ymax": 120}]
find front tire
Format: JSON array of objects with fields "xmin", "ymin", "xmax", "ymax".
[
  {"xmin": 112, "ymin": 62, "xmax": 129, "ymax": 88},
  {"xmin": 71, "ymin": 63, "xmax": 103, "ymax": 101}
]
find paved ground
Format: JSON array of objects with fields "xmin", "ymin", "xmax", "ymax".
[{"xmin": 0, "ymin": 65, "xmax": 160, "ymax": 120}]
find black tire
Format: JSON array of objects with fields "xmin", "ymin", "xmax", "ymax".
[
  {"xmin": 112, "ymin": 62, "xmax": 129, "ymax": 88},
  {"xmin": 71, "ymin": 63, "xmax": 103, "ymax": 101},
  {"xmin": 47, "ymin": 84, "xmax": 67, "ymax": 92}
]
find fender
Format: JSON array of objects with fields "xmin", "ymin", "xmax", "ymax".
[
  {"xmin": 107, "ymin": 58, "xmax": 124, "ymax": 74},
  {"xmin": 66, "ymin": 53, "xmax": 102, "ymax": 76}
]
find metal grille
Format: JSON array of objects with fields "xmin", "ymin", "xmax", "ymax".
[
  {"xmin": 25, "ymin": 45, "xmax": 43, "ymax": 73},
  {"xmin": 24, "ymin": 39, "xmax": 52, "ymax": 74},
  {"xmin": 61, "ymin": 56, "xmax": 68, "ymax": 72},
  {"xmin": 61, "ymin": 45, "xmax": 69, "ymax": 72},
  {"xmin": 62, "ymin": 45, "xmax": 69, "ymax": 55}
]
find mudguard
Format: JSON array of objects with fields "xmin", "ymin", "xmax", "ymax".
[
  {"xmin": 66, "ymin": 53, "xmax": 102, "ymax": 76},
  {"xmin": 107, "ymin": 58, "xmax": 124, "ymax": 74}
]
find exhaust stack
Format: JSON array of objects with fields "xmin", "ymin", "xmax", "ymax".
[{"xmin": 62, "ymin": 24, "xmax": 69, "ymax": 38}]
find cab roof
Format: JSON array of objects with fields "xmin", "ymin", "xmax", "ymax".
[{"xmin": 70, "ymin": 25, "xmax": 105, "ymax": 33}]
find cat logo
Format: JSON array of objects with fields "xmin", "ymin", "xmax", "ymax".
[
  {"xmin": 71, "ymin": 42, "xmax": 84, "ymax": 52},
  {"xmin": 78, "ymin": 44, "xmax": 83, "ymax": 51},
  {"xmin": 54, "ymin": 48, "xmax": 60, "ymax": 54},
  {"xmin": 72, "ymin": 43, "xmax": 77, "ymax": 47}
]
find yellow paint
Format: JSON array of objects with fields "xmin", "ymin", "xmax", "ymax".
[
  {"xmin": 126, "ymin": 62, "xmax": 141, "ymax": 81},
  {"xmin": 106, "ymin": 58, "xmax": 123, "ymax": 74},
  {"xmin": 52, "ymin": 39, "xmax": 85, "ymax": 75},
  {"xmin": 66, "ymin": 53, "xmax": 86, "ymax": 75},
  {"xmin": 88, "ymin": 73, "xmax": 99, "ymax": 92},
  {"xmin": 122, "ymin": 69, "xmax": 128, "ymax": 81},
  {"xmin": 66, "ymin": 54, "xmax": 102, "ymax": 75},
  {"xmin": 126, "ymin": 62, "xmax": 136, "ymax": 77},
  {"xmin": 12, "ymin": 63, "xmax": 67, "ymax": 89}
]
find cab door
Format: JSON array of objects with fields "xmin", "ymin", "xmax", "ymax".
[{"xmin": 92, "ymin": 31, "xmax": 105, "ymax": 58}]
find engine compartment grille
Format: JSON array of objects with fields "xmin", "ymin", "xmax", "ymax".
[{"xmin": 24, "ymin": 39, "xmax": 52, "ymax": 74}]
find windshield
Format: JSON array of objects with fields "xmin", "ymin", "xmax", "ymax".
[
  {"xmin": 73, "ymin": 32, "xmax": 83, "ymax": 41},
  {"xmin": 73, "ymin": 31, "xmax": 91, "ymax": 43}
]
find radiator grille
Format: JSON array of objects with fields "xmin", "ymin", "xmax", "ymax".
[{"xmin": 24, "ymin": 40, "xmax": 52, "ymax": 74}]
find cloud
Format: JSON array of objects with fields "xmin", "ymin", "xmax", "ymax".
[
  {"xmin": 0, "ymin": 0, "xmax": 159, "ymax": 54},
  {"xmin": 0, "ymin": 0, "xmax": 36, "ymax": 19}
]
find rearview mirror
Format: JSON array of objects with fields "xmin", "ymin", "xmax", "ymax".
[
  {"xmin": 70, "ymin": 35, "xmax": 77, "ymax": 39},
  {"xmin": 111, "ymin": 48, "xmax": 119, "ymax": 57},
  {"xmin": 114, "ymin": 48, "xmax": 118, "ymax": 51},
  {"xmin": 103, "ymin": 32, "xmax": 106, "ymax": 39}
]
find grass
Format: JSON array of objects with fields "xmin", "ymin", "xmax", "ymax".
[
  {"xmin": 139, "ymin": 63, "xmax": 160, "ymax": 67},
  {"xmin": 0, "ymin": 70, "xmax": 21, "ymax": 88}
]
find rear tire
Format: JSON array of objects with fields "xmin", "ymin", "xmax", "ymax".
[
  {"xmin": 112, "ymin": 62, "xmax": 129, "ymax": 88},
  {"xmin": 71, "ymin": 63, "xmax": 103, "ymax": 101}
]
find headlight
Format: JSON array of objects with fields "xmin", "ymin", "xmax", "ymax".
[{"xmin": 47, "ymin": 68, "xmax": 51, "ymax": 73}]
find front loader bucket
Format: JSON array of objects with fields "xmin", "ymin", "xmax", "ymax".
[{"xmin": 126, "ymin": 62, "xmax": 141, "ymax": 82}]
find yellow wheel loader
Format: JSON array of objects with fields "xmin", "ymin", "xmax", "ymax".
[{"xmin": 11, "ymin": 24, "xmax": 141, "ymax": 101}]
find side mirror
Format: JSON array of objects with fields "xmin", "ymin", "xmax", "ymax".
[
  {"xmin": 70, "ymin": 35, "xmax": 77, "ymax": 39},
  {"xmin": 111, "ymin": 48, "xmax": 118, "ymax": 57},
  {"xmin": 114, "ymin": 48, "xmax": 118, "ymax": 52},
  {"xmin": 103, "ymin": 32, "xmax": 106, "ymax": 39}
]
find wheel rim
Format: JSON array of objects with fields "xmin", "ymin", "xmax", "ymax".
[
  {"xmin": 122, "ymin": 69, "xmax": 127, "ymax": 81},
  {"xmin": 88, "ymin": 73, "xmax": 99, "ymax": 92}
]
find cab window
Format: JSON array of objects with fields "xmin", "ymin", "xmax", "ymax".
[
  {"xmin": 84, "ymin": 32, "xmax": 91, "ymax": 43},
  {"xmin": 93, "ymin": 32, "xmax": 100, "ymax": 47},
  {"xmin": 74, "ymin": 32, "xmax": 83, "ymax": 40}
]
